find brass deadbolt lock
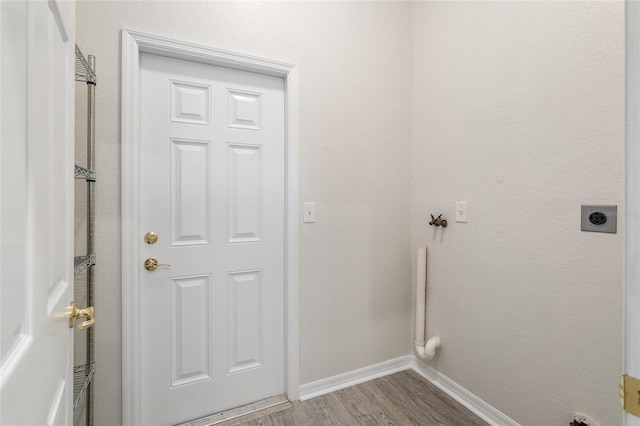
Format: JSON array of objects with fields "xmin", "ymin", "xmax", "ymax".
[{"xmin": 144, "ymin": 232, "xmax": 158, "ymax": 244}]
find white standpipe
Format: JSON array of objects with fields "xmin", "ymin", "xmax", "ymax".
[{"xmin": 415, "ymin": 246, "xmax": 441, "ymax": 361}]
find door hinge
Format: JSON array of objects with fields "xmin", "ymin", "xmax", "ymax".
[{"xmin": 621, "ymin": 375, "xmax": 640, "ymax": 417}]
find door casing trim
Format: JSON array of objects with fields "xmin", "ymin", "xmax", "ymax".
[
  {"xmin": 626, "ymin": 3, "xmax": 640, "ymax": 425},
  {"xmin": 120, "ymin": 29, "xmax": 299, "ymax": 426}
]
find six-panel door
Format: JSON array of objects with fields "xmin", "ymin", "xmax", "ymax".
[
  {"xmin": 139, "ymin": 53, "xmax": 285, "ymax": 425},
  {"xmin": 0, "ymin": 1, "xmax": 76, "ymax": 424}
]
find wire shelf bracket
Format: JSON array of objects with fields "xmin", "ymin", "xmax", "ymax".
[
  {"xmin": 75, "ymin": 45, "xmax": 96, "ymax": 84},
  {"xmin": 74, "ymin": 254, "xmax": 96, "ymax": 274},
  {"xmin": 74, "ymin": 165, "xmax": 96, "ymax": 182},
  {"xmin": 73, "ymin": 362, "xmax": 96, "ymax": 412}
]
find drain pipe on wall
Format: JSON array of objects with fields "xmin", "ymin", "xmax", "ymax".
[{"xmin": 415, "ymin": 246, "xmax": 441, "ymax": 361}]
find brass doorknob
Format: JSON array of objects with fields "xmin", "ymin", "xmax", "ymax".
[
  {"xmin": 67, "ymin": 301, "xmax": 95, "ymax": 330},
  {"xmin": 144, "ymin": 257, "xmax": 171, "ymax": 271}
]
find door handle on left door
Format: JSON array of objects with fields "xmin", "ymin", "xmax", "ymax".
[
  {"xmin": 144, "ymin": 257, "xmax": 171, "ymax": 271},
  {"xmin": 68, "ymin": 301, "xmax": 95, "ymax": 330}
]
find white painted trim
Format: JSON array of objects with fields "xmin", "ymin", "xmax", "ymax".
[
  {"xmin": 626, "ymin": 2, "xmax": 640, "ymax": 425},
  {"xmin": 410, "ymin": 357, "xmax": 520, "ymax": 426},
  {"xmin": 120, "ymin": 29, "xmax": 300, "ymax": 426},
  {"xmin": 298, "ymin": 356, "xmax": 413, "ymax": 401},
  {"xmin": 284, "ymin": 65, "xmax": 300, "ymax": 402},
  {"xmin": 121, "ymin": 28, "xmax": 142, "ymax": 426}
]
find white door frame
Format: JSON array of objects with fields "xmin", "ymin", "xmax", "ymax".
[
  {"xmin": 120, "ymin": 29, "xmax": 299, "ymax": 426},
  {"xmin": 627, "ymin": 2, "xmax": 640, "ymax": 425}
]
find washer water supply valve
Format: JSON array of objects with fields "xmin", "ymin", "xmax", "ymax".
[{"xmin": 429, "ymin": 214, "xmax": 447, "ymax": 228}]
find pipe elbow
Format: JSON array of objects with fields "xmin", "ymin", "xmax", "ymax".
[
  {"xmin": 415, "ymin": 336, "xmax": 441, "ymax": 361},
  {"xmin": 425, "ymin": 336, "xmax": 441, "ymax": 356}
]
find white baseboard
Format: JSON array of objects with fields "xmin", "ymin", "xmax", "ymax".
[
  {"xmin": 298, "ymin": 354, "xmax": 519, "ymax": 426},
  {"xmin": 410, "ymin": 356, "xmax": 520, "ymax": 426},
  {"xmin": 298, "ymin": 355, "xmax": 413, "ymax": 401}
]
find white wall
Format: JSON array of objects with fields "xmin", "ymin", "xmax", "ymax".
[
  {"xmin": 411, "ymin": 2, "xmax": 624, "ymax": 425},
  {"xmin": 77, "ymin": 1, "xmax": 625, "ymax": 425},
  {"xmin": 75, "ymin": 2, "xmax": 413, "ymax": 424}
]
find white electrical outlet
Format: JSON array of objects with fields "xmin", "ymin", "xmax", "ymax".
[
  {"xmin": 303, "ymin": 202, "xmax": 316, "ymax": 223},
  {"xmin": 456, "ymin": 202, "xmax": 468, "ymax": 223}
]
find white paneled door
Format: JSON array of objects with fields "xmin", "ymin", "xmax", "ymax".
[
  {"xmin": 0, "ymin": 1, "xmax": 75, "ymax": 425},
  {"xmin": 139, "ymin": 53, "xmax": 285, "ymax": 425}
]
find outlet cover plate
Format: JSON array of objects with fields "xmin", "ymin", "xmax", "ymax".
[{"xmin": 581, "ymin": 205, "xmax": 617, "ymax": 233}]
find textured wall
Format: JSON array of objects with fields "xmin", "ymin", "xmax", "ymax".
[
  {"xmin": 75, "ymin": 2, "xmax": 412, "ymax": 424},
  {"xmin": 411, "ymin": 2, "xmax": 624, "ymax": 425},
  {"xmin": 77, "ymin": 2, "xmax": 625, "ymax": 425}
]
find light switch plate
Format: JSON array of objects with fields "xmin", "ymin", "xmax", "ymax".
[
  {"xmin": 303, "ymin": 202, "xmax": 316, "ymax": 223},
  {"xmin": 456, "ymin": 202, "xmax": 468, "ymax": 223},
  {"xmin": 581, "ymin": 205, "xmax": 617, "ymax": 233}
]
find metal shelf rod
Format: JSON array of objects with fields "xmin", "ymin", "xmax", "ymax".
[{"xmin": 85, "ymin": 54, "xmax": 96, "ymax": 426}]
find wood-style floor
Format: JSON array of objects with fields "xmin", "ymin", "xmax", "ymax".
[{"xmin": 229, "ymin": 370, "xmax": 488, "ymax": 426}]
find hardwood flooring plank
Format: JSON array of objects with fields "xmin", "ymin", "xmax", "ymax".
[
  {"xmin": 280, "ymin": 402, "xmax": 314, "ymax": 426},
  {"xmin": 334, "ymin": 383, "xmax": 399, "ymax": 425},
  {"xmin": 360, "ymin": 378, "xmax": 427, "ymax": 425},
  {"xmin": 231, "ymin": 370, "xmax": 487, "ymax": 426},
  {"xmin": 303, "ymin": 392, "xmax": 360, "ymax": 426},
  {"xmin": 389, "ymin": 371, "xmax": 488, "ymax": 426},
  {"xmin": 384, "ymin": 371, "xmax": 458, "ymax": 425},
  {"xmin": 366, "ymin": 375, "xmax": 437, "ymax": 425}
]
